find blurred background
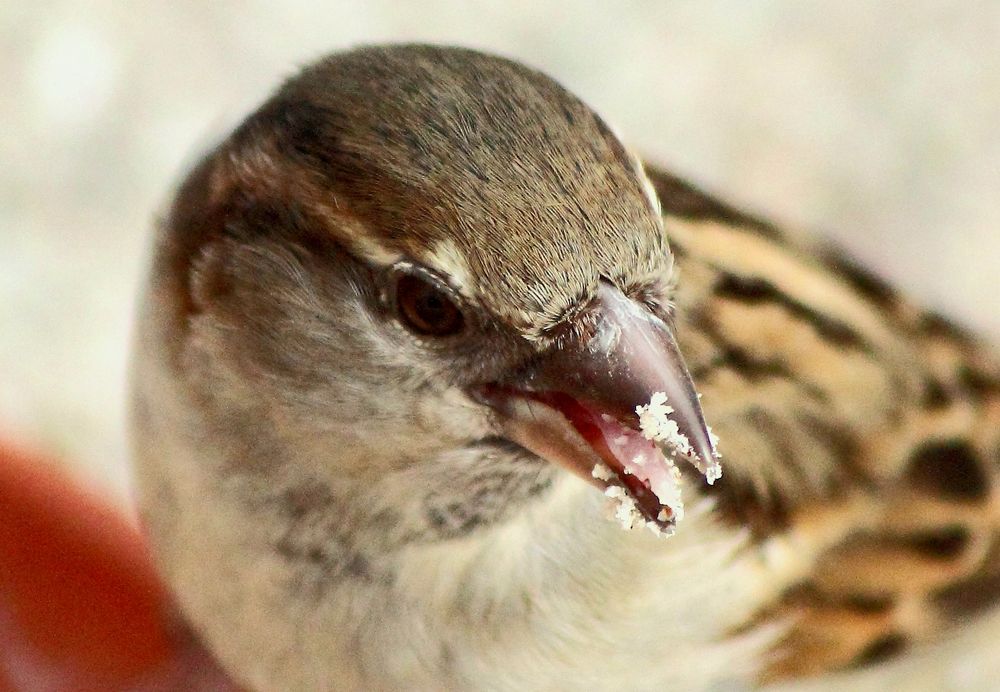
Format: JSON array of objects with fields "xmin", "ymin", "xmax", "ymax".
[{"xmin": 2, "ymin": 1, "xmax": 998, "ymax": 508}]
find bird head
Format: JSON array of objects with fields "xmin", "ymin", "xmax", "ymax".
[{"xmin": 142, "ymin": 44, "xmax": 717, "ymax": 558}]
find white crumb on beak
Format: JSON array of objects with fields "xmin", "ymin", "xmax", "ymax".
[
  {"xmin": 648, "ymin": 457, "xmax": 684, "ymax": 522},
  {"xmin": 636, "ymin": 392, "xmax": 723, "ymax": 485},
  {"xmin": 646, "ymin": 520, "xmax": 674, "ymax": 537},
  {"xmin": 603, "ymin": 485, "xmax": 672, "ymax": 536},
  {"xmin": 591, "ymin": 462, "xmax": 615, "ymax": 482},
  {"xmin": 707, "ymin": 425, "xmax": 720, "ymax": 447},
  {"xmin": 590, "ymin": 392, "xmax": 722, "ymax": 538},
  {"xmin": 704, "ymin": 425, "xmax": 723, "ymax": 484},
  {"xmin": 604, "ymin": 486, "xmax": 643, "ymax": 530},
  {"xmin": 636, "ymin": 392, "xmax": 690, "ymax": 456},
  {"xmin": 597, "ymin": 459, "xmax": 680, "ymax": 538}
]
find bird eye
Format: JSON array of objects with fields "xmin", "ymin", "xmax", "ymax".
[{"xmin": 395, "ymin": 273, "xmax": 464, "ymax": 337}]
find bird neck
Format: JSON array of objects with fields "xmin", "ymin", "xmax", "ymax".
[{"xmin": 365, "ymin": 475, "xmax": 771, "ymax": 689}]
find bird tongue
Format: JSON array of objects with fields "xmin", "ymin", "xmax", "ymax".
[{"xmin": 529, "ymin": 392, "xmax": 685, "ymax": 532}]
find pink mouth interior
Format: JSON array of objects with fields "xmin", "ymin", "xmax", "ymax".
[{"xmin": 529, "ymin": 392, "xmax": 680, "ymax": 530}]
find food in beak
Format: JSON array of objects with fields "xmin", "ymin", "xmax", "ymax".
[
  {"xmin": 637, "ymin": 392, "xmax": 722, "ymax": 484},
  {"xmin": 489, "ymin": 387, "xmax": 721, "ymax": 537},
  {"xmin": 566, "ymin": 391, "xmax": 720, "ymax": 536},
  {"xmin": 477, "ymin": 282, "xmax": 722, "ymax": 537}
]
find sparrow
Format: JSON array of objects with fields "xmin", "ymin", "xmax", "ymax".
[{"xmin": 129, "ymin": 44, "xmax": 1000, "ymax": 691}]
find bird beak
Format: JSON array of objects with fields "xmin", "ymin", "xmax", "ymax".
[{"xmin": 473, "ymin": 282, "xmax": 719, "ymax": 532}]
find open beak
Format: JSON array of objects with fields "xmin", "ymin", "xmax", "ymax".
[{"xmin": 473, "ymin": 282, "xmax": 719, "ymax": 533}]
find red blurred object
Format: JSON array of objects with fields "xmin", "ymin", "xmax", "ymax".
[{"xmin": 0, "ymin": 437, "xmax": 241, "ymax": 691}]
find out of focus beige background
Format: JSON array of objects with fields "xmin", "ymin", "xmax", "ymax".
[{"xmin": 2, "ymin": 2, "xmax": 998, "ymax": 505}]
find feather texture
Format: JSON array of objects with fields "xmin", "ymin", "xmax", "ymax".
[
  {"xmin": 648, "ymin": 168, "xmax": 1000, "ymax": 680},
  {"xmin": 131, "ymin": 46, "xmax": 1000, "ymax": 690}
]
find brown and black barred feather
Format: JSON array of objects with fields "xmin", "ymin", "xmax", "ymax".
[{"xmin": 647, "ymin": 167, "xmax": 1000, "ymax": 682}]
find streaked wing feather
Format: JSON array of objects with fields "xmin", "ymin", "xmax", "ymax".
[{"xmin": 646, "ymin": 165, "xmax": 1000, "ymax": 681}]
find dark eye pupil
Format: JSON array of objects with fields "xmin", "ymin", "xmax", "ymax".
[
  {"xmin": 421, "ymin": 293, "xmax": 444, "ymax": 314},
  {"xmin": 396, "ymin": 274, "xmax": 463, "ymax": 336}
]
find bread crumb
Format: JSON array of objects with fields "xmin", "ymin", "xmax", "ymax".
[
  {"xmin": 603, "ymin": 485, "xmax": 674, "ymax": 537},
  {"xmin": 591, "ymin": 462, "xmax": 615, "ymax": 482},
  {"xmin": 590, "ymin": 392, "xmax": 721, "ymax": 537},
  {"xmin": 604, "ymin": 485, "xmax": 643, "ymax": 530},
  {"xmin": 636, "ymin": 391, "xmax": 722, "ymax": 485},
  {"xmin": 636, "ymin": 392, "xmax": 693, "ymax": 457}
]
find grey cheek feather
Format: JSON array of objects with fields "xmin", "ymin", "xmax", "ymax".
[
  {"xmin": 259, "ymin": 437, "xmax": 555, "ymax": 592},
  {"xmin": 420, "ymin": 439, "xmax": 555, "ymax": 540}
]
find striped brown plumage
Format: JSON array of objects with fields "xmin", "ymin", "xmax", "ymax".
[
  {"xmin": 130, "ymin": 46, "xmax": 1000, "ymax": 690},
  {"xmin": 648, "ymin": 168, "xmax": 1000, "ymax": 680}
]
